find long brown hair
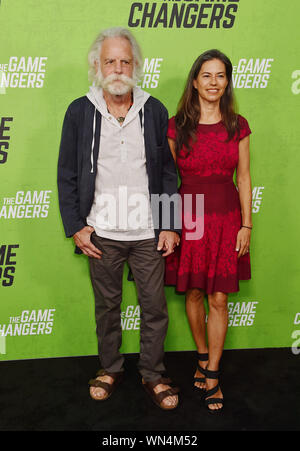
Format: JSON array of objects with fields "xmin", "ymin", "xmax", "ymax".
[{"xmin": 175, "ymin": 49, "xmax": 239, "ymax": 154}]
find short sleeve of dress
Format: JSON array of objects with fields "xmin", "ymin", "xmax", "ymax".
[
  {"xmin": 167, "ymin": 116, "xmax": 177, "ymax": 140},
  {"xmin": 238, "ymin": 115, "xmax": 251, "ymax": 141}
]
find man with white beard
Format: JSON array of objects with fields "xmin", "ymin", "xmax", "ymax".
[{"xmin": 57, "ymin": 28, "xmax": 180, "ymax": 410}]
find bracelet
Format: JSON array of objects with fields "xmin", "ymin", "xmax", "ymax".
[{"xmin": 242, "ymin": 225, "xmax": 252, "ymax": 230}]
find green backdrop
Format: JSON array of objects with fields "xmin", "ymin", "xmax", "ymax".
[{"xmin": 1, "ymin": 0, "xmax": 300, "ymax": 361}]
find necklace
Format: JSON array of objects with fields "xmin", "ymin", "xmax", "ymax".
[
  {"xmin": 116, "ymin": 116, "xmax": 126, "ymax": 124},
  {"xmin": 106, "ymin": 94, "xmax": 133, "ymax": 125}
]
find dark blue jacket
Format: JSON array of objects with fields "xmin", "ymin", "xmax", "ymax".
[{"xmin": 57, "ymin": 95, "xmax": 180, "ymax": 250}]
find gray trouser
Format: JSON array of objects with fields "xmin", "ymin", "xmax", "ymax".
[{"xmin": 88, "ymin": 234, "xmax": 169, "ymax": 382}]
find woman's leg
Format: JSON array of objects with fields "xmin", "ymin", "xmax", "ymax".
[
  {"xmin": 206, "ymin": 291, "xmax": 228, "ymax": 410},
  {"xmin": 185, "ymin": 288, "xmax": 208, "ymax": 388}
]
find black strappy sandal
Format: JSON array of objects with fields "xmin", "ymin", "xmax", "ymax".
[
  {"xmin": 194, "ymin": 352, "xmax": 208, "ymax": 393},
  {"xmin": 204, "ymin": 368, "xmax": 224, "ymax": 414}
]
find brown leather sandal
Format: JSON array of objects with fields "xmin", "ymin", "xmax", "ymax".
[
  {"xmin": 88, "ymin": 369, "xmax": 123, "ymax": 401},
  {"xmin": 142, "ymin": 377, "xmax": 179, "ymax": 410}
]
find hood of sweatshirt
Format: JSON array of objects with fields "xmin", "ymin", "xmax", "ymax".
[
  {"xmin": 87, "ymin": 85, "xmax": 150, "ymax": 118},
  {"xmin": 86, "ymin": 85, "xmax": 150, "ymax": 173}
]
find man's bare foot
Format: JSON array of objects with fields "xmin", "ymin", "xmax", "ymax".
[
  {"xmin": 89, "ymin": 374, "xmax": 114, "ymax": 400},
  {"xmin": 142, "ymin": 378, "xmax": 179, "ymax": 409},
  {"xmin": 153, "ymin": 383, "xmax": 178, "ymax": 408}
]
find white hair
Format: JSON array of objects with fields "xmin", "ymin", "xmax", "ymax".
[{"xmin": 88, "ymin": 27, "xmax": 143, "ymax": 85}]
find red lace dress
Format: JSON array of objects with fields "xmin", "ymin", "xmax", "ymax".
[{"xmin": 165, "ymin": 115, "xmax": 251, "ymax": 294}]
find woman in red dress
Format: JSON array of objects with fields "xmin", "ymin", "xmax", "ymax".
[{"xmin": 165, "ymin": 49, "xmax": 252, "ymax": 413}]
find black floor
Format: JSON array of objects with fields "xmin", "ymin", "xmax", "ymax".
[{"xmin": 0, "ymin": 348, "xmax": 299, "ymax": 432}]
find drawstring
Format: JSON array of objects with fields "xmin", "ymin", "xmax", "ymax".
[
  {"xmin": 90, "ymin": 107, "xmax": 96, "ymax": 173},
  {"xmin": 141, "ymin": 106, "xmax": 145, "ymax": 159},
  {"xmin": 141, "ymin": 106, "xmax": 144, "ymax": 137}
]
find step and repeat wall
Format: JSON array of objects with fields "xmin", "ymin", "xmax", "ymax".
[{"xmin": 1, "ymin": 0, "xmax": 300, "ymax": 361}]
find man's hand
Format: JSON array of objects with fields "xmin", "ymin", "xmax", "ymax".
[
  {"xmin": 73, "ymin": 226, "xmax": 102, "ymax": 259},
  {"xmin": 157, "ymin": 231, "xmax": 180, "ymax": 257}
]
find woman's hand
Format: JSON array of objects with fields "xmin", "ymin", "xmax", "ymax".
[{"xmin": 235, "ymin": 227, "xmax": 251, "ymax": 258}]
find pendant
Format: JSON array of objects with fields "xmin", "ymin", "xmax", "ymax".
[{"xmin": 117, "ymin": 116, "xmax": 125, "ymax": 124}]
